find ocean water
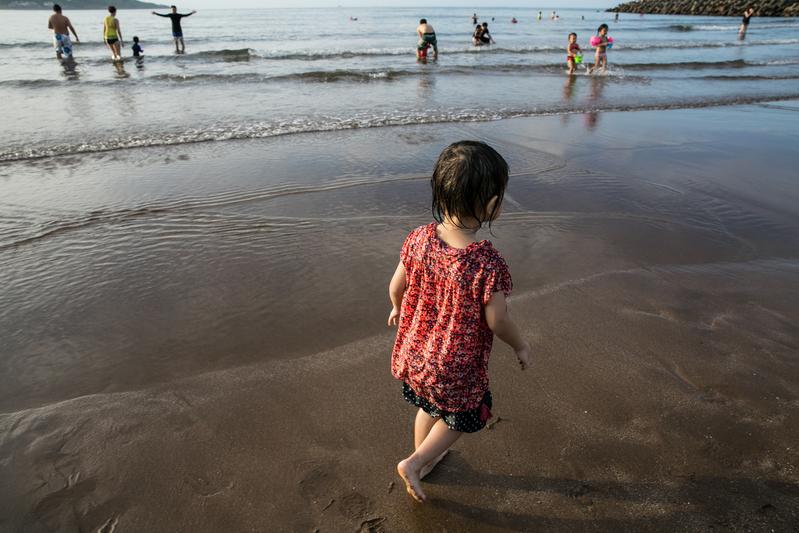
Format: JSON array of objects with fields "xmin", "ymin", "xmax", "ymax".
[{"xmin": 1, "ymin": 7, "xmax": 798, "ymax": 161}]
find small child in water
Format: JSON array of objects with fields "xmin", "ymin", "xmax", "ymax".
[
  {"xmin": 131, "ymin": 36, "xmax": 143, "ymax": 57},
  {"xmin": 566, "ymin": 32, "xmax": 581, "ymax": 75},
  {"xmin": 588, "ymin": 24, "xmax": 610, "ymax": 75},
  {"xmin": 389, "ymin": 141, "xmax": 532, "ymax": 503}
]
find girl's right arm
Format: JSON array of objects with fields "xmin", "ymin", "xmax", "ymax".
[
  {"xmin": 387, "ymin": 261, "xmax": 407, "ymax": 326},
  {"xmin": 485, "ymin": 292, "xmax": 531, "ymax": 369}
]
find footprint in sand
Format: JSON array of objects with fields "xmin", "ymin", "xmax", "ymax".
[{"xmin": 297, "ymin": 460, "xmax": 377, "ymax": 525}]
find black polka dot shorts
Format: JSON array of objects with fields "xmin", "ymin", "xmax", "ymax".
[{"xmin": 402, "ymin": 383, "xmax": 493, "ymax": 433}]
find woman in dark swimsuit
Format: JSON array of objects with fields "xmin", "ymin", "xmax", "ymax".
[{"xmin": 739, "ymin": 7, "xmax": 754, "ymax": 39}]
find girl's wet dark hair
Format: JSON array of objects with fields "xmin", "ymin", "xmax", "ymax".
[
  {"xmin": 431, "ymin": 141, "xmax": 509, "ymax": 229},
  {"xmin": 598, "ymin": 23, "xmax": 609, "ymax": 33}
]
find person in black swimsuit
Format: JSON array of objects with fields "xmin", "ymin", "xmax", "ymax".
[
  {"xmin": 152, "ymin": 5, "xmax": 196, "ymax": 53},
  {"xmin": 480, "ymin": 22, "xmax": 495, "ymax": 45},
  {"xmin": 739, "ymin": 7, "xmax": 754, "ymax": 39}
]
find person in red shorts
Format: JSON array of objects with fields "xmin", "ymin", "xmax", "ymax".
[
  {"xmin": 387, "ymin": 141, "xmax": 532, "ymax": 503},
  {"xmin": 566, "ymin": 32, "xmax": 582, "ymax": 76}
]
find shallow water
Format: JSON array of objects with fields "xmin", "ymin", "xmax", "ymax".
[
  {"xmin": 1, "ymin": 7, "xmax": 798, "ymax": 160},
  {"xmin": 1, "ymin": 101, "xmax": 798, "ymax": 411}
]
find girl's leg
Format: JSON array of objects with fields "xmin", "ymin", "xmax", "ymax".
[
  {"xmin": 414, "ymin": 408, "xmax": 437, "ymax": 449},
  {"xmin": 397, "ymin": 419, "xmax": 462, "ymax": 503},
  {"xmin": 413, "ymin": 409, "xmax": 448, "ymax": 480}
]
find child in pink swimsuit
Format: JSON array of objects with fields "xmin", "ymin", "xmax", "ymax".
[{"xmin": 388, "ymin": 140, "xmax": 532, "ymax": 503}]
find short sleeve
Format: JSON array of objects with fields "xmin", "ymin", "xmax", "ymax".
[
  {"xmin": 481, "ymin": 257, "xmax": 513, "ymax": 305},
  {"xmin": 399, "ymin": 228, "xmax": 418, "ymax": 270}
]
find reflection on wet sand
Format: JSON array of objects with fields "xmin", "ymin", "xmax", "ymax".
[{"xmin": 585, "ymin": 76, "xmax": 608, "ymax": 130}]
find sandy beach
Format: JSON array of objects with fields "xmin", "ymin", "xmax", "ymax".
[{"xmin": 2, "ymin": 102, "xmax": 799, "ymax": 532}]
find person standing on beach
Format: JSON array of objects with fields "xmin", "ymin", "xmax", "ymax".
[
  {"xmin": 152, "ymin": 5, "xmax": 197, "ymax": 54},
  {"xmin": 48, "ymin": 4, "xmax": 79, "ymax": 61},
  {"xmin": 472, "ymin": 12, "xmax": 478, "ymax": 25},
  {"xmin": 103, "ymin": 6, "xmax": 123, "ymax": 61},
  {"xmin": 739, "ymin": 7, "xmax": 755, "ymax": 39},
  {"xmin": 416, "ymin": 18, "xmax": 437, "ymax": 60},
  {"xmin": 388, "ymin": 141, "xmax": 531, "ymax": 503}
]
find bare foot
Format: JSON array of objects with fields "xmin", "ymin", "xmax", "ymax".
[
  {"xmin": 397, "ymin": 459, "xmax": 426, "ymax": 503},
  {"xmin": 419, "ymin": 450, "xmax": 448, "ymax": 480}
]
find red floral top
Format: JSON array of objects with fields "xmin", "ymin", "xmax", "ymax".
[{"xmin": 391, "ymin": 223, "xmax": 513, "ymax": 412}]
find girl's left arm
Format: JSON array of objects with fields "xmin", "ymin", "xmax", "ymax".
[{"xmin": 387, "ymin": 261, "xmax": 407, "ymax": 326}]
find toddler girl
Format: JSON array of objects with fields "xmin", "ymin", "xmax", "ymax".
[
  {"xmin": 588, "ymin": 24, "xmax": 610, "ymax": 75},
  {"xmin": 566, "ymin": 32, "xmax": 581, "ymax": 76},
  {"xmin": 388, "ymin": 141, "xmax": 531, "ymax": 503}
]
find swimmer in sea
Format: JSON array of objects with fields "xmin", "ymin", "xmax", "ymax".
[
  {"xmin": 48, "ymin": 4, "xmax": 79, "ymax": 61},
  {"xmin": 480, "ymin": 22, "xmax": 495, "ymax": 45},
  {"xmin": 416, "ymin": 18, "xmax": 437, "ymax": 60},
  {"xmin": 472, "ymin": 24, "xmax": 483, "ymax": 46}
]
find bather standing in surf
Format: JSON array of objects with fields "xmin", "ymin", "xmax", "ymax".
[
  {"xmin": 416, "ymin": 18, "xmax": 437, "ymax": 60},
  {"xmin": 738, "ymin": 7, "xmax": 755, "ymax": 40},
  {"xmin": 48, "ymin": 4, "xmax": 79, "ymax": 61},
  {"xmin": 103, "ymin": 6, "xmax": 123, "ymax": 61},
  {"xmin": 152, "ymin": 5, "xmax": 197, "ymax": 54}
]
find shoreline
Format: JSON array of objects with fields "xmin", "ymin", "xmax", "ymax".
[{"xmin": 4, "ymin": 96, "xmax": 799, "ymax": 165}]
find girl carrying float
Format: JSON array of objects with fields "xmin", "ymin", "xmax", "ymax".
[{"xmin": 588, "ymin": 24, "xmax": 614, "ymax": 75}]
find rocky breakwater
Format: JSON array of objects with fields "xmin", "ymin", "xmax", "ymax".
[{"xmin": 609, "ymin": 0, "xmax": 799, "ymax": 17}]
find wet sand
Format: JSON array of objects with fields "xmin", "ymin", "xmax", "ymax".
[{"xmin": 1, "ymin": 103, "xmax": 799, "ymax": 531}]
